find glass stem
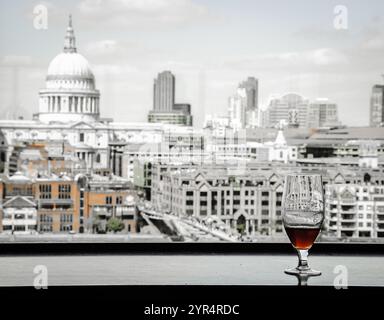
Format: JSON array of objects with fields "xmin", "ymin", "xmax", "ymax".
[{"xmin": 297, "ymin": 249, "xmax": 309, "ymax": 270}]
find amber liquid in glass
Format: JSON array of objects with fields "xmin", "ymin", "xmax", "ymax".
[{"xmin": 285, "ymin": 227, "xmax": 320, "ymax": 250}]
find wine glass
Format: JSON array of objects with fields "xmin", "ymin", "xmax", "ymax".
[{"xmin": 282, "ymin": 173, "xmax": 324, "ymax": 276}]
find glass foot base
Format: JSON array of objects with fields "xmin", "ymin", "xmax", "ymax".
[{"xmin": 284, "ymin": 267, "xmax": 321, "ymax": 276}]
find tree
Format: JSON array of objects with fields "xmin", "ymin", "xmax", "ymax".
[
  {"xmin": 106, "ymin": 218, "xmax": 125, "ymax": 233},
  {"xmin": 89, "ymin": 216, "xmax": 104, "ymax": 234}
]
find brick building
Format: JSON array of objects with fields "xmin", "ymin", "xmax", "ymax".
[
  {"xmin": 0, "ymin": 173, "xmax": 137, "ymax": 234},
  {"xmin": 35, "ymin": 178, "xmax": 80, "ymax": 233},
  {"xmin": 85, "ymin": 175, "xmax": 138, "ymax": 233}
]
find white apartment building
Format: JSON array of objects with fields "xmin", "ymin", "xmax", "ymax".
[
  {"xmin": 1, "ymin": 196, "xmax": 37, "ymax": 234},
  {"xmin": 325, "ymin": 184, "xmax": 384, "ymax": 238},
  {"xmin": 150, "ymin": 161, "xmax": 384, "ymax": 238},
  {"xmin": 159, "ymin": 168, "xmax": 286, "ymax": 236}
]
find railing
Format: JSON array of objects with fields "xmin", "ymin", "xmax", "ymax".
[
  {"xmin": 340, "ymin": 225, "xmax": 357, "ymax": 231},
  {"xmin": 340, "ymin": 199, "xmax": 357, "ymax": 205},
  {"xmin": 39, "ymin": 199, "xmax": 73, "ymax": 205}
]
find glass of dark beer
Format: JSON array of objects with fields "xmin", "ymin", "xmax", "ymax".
[{"xmin": 282, "ymin": 173, "xmax": 324, "ymax": 276}]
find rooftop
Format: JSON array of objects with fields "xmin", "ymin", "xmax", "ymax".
[{"xmin": 309, "ymin": 127, "xmax": 384, "ymax": 141}]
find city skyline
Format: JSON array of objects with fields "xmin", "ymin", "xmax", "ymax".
[
  {"xmin": 1, "ymin": 0, "xmax": 384, "ymax": 128},
  {"xmin": 1, "ymin": 1, "xmax": 384, "ymax": 303}
]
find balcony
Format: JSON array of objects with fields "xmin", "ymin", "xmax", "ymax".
[
  {"xmin": 377, "ymin": 223, "xmax": 384, "ymax": 231},
  {"xmin": 340, "ymin": 223, "xmax": 357, "ymax": 231},
  {"xmin": 38, "ymin": 199, "xmax": 73, "ymax": 211},
  {"xmin": 115, "ymin": 208, "xmax": 136, "ymax": 218},
  {"xmin": 2, "ymin": 219, "xmax": 37, "ymax": 227},
  {"xmin": 340, "ymin": 199, "xmax": 356, "ymax": 205},
  {"xmin": 92, "ymin": 207, "xmax": 112, "ymax": 217},
  {"xmin": 340, "ymin": 205, "xmax": 356, "ymax": 213},
  {"xmin": 340, "ymin": 214, "xmax": 357, "ymax": 222},
  {"xmin": 39, "ymin": 199, "xmax": 73, "ymax": 205}
]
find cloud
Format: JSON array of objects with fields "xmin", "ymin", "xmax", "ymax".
[
  {"xmin": 363, "ymin": 36, "xmax": 384, "ymax": 49},
  {"xmin": 361, "ymin": 27, "xmax": 384, "ymax": 50},
  {"xmin": 83, "ymin": 40, "xmax": 135, "ymax": 63},
  {"xmin": 83, "ymin": 38, "xmax": 207, "ymax": 77},
  {"xmin": 76, "ymin": 0, "xmax": 210, "ymax": 28},
  {"xmin": 309, "ymin": 48, "xmax": 348, "ymax": 66},
  {"xmin": 218, "ymin": 47, "xmax": 349, "ymax": 74},
  {"xmin": 266, "ymin": 48, "xmax": 349, "ymax": 67},
  {"xmin": 83, "ymin": 39, "xmax": 156, "ymax": 61},
  {"xmin": 82, "ymin": 39, "xmax": 166, "ymax": 74},
  {"xmin": 84, "ymin": 40, "xmax": 120, "ymax": 54},
  {"xmin": 292, "ymin": 25, "xmax": 352, "ymax": 44},
  {"xmin": 93, "ymin": 63, "xmax": 139, "ymax": 75}
]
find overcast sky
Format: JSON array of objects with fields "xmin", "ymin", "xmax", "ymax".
[{"xmin": 1, "ymin": 0, "xmax": 384, "ymax": 127}]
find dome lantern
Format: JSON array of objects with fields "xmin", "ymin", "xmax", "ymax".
[{"xmin": 64, "ymin": 14, "xmax": 76, "ymax": 53}]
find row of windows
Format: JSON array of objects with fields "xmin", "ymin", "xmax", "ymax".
[
  {"xmin": 358, "ymin": 205, "xmax": 384, "ymax": 211},
  {"xmin": 105, "ymin": 196, "xmax": 123, "ymax": 205},
  {"xmin": 3, "ymin": 214, "xmax": 34, "ymax": 220},
  {"xmin": 358, "ymin": 214, "xmax": 373, "ymax": 219},
  {"xmin": 186, "ymin": 190, "xmax": 272, "ymax": 197},
  {"xmin": 40, "ymin": 215, "xmax": 53, "ymax": 223},
  {"xmin": 60, "ymin": 214, "xmax": 73, "ymax": 223},
  {"xmin": 191, "ymin": 206, "xmax": 279, "ymax": 217},
  {"xmin": 39, "ymin": 185, "xmax": 51, "ymax": 199},
  {"xmin": 186, "ymin": 198, "xmax": 281, "ymax": 207},
  {"xmin": 58, "ymin": 184, "xmax": 71, "ymax": 199},
  {"xmin": 40, "ymin": 225, "xmax": 53, "ymax": 232},
  {"xmin": 182, "ymin": 178, "xmax": 278, "ymax": 187},
  {"xmin": 40, "ymin": 215, "xmax": 73, "ymax": 222},
  {"xmin": 6, "ymin": 186, "xmax": 33, "ymax": 196},
  {"xmin": 60, "ymin": 225, "xmax": 73, "ymax": 232},
  {"xmin": 38, "ymin": 224, "xmax": 74, "ymax": 232},
  {"xmin": 3, "ymin": 225, "xmax": 35, "ymax": 231},
  {"xmin": 359, "ymin": 222, "xmax": 372, "ymax": 228},
  {"xmin": 39, "ymin": 184, "xmax": 72, "ymax": 199}
]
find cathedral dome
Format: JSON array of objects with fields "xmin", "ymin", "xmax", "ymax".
[
  {"xmin": 47, "ymin": 52, "xmax": 94, "ymax": 81},
  {"xmin": 38, "ymin": 15, "xmax": 100, "ymax": 123}
]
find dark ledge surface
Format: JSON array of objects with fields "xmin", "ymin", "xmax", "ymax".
[
  {"xmin": 0, "ymin": 249, "xmax": 383, "ymax": 287},
  {"xmin": 1, "ymin": 242, "xmax": 384, "ymax": 255}
]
